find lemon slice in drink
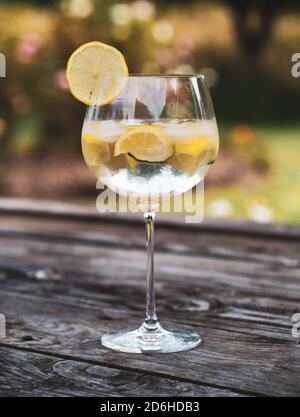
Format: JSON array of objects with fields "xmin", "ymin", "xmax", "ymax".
[
  {"xmin": 126, "ymin": 154, "xmax": 138, "ymax": 170},
  {"xmin": 175, "ymin": 135, "xmax": 218, "ymax": 159},
  {"xmin": 114, "ymin": 126, "xmax": 174, "ymax": 163},
  {"xmin": 170, "ymin": 153, "xmax": 206, "ymax": 176},
  {"xmin": 82, "ymin": 133, "xmax": 110, "ymax": 165},
  {"xmin": 66, "ymin": 41, "xmax": 128, "ymax": 105},
  {"xmin": 171, "ymin": 135, "xmax": 218, "ymax": 176}
]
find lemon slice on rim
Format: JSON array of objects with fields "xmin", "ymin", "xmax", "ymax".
[
  {"xmin": 114, "ymin": 126, "xmax": 174, "ymax": 163},
  {"xmin": 66, "ymin": 41, "xmax": 128, "ymax": 106}
]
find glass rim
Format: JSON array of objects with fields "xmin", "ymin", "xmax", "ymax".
[{"xmin": 122, "ymin": 73, "xmax": 205, "ymax": 79}]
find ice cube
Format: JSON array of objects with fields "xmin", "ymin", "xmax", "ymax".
[
  {"xmin": 164, "ymin": 120, "xmax": 218, "ymax": 143},
  {"xmin": 83, "ymin": 120, "xmax": 125, "ymax": 143}
]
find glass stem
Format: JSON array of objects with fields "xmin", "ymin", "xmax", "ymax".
[{"xmin": 143, "ymin": 211, "xmax": 158, "ymax": 331}]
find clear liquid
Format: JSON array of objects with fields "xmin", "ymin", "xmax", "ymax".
[{"xmin": 82, "ymin": 119, "xmax": 219, "ymax": 198}]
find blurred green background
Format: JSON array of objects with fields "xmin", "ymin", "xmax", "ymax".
[{"xmin": 0, "ymin": 0, "xmax": 299, "ymax": 223}]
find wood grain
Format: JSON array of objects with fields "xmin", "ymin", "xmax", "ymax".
[
  {"xmin": 0, "ymin": 197, "xmax": 299, "ymax": 239},
  {"xmin": 1, "ymin": 346, "xmax": 243, "ymax": 397},
  {"xmin": 0, "ymin": 198, "xmax": 299, "ymax": 397}
]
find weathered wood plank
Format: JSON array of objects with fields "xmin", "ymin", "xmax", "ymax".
[
  {"xmin": 0, "ymin": 217, "xmax": 298, "ymax": 338},
  {"xmin": 0, "ymin": 260, "xmax": 296, "ymax": 348},
  {"xmin": 0, "ymin": 197, "xmax": 299, "ymax": 240},
  {"xmin": 0, "ymin": 290, "xmax": 299, "ymax": 396},
  {"xmin": 0, "ymin": 198, "xmax": 299, "ymax": 397},
  {"xmin": 0, "ymin": 346, "xmax": 242, "ymax": 397},
  {"xmin": 0, "ymin": 259, "xmax": 298, "ymax": 326},
  {"xmin": 0, "ymin": 235, "xmax": 299, "ymax": 303},
  {"xmin": 0, "ymin": 215, "xmax": 299, "ymax": 265},
  {"xmin": 0, "ymin": 286, "xmax": 294, "ymax": 343}
]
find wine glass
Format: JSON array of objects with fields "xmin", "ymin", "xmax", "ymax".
[{"xmin": 82, "ymin": 75, "xmax": 219, "ymax": 353}]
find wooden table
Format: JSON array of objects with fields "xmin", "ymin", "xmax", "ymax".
[{"xmin": 0, "ymin": 198, "xmax": 299, "ymax": 397}]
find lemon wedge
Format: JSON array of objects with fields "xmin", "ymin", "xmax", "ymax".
[
  {"xmin": 171, "ymin": 135, "xmax": 218, "ymax": 176},
  {"xmin": 82, "ymin": 133, "xmax": 100, "ymax": 144},
  {"xmin": 126, "ymin": 154, "xmax": 138, "ymax": 170},
  {"xmin": 66, "ymin": 41, "xmax": 128, "ymax": 106},
  {"xmin": 175, "ymin": 135, "xmax": 218, "ymax": 159},
  {"xmin": 114, "ymin": 126, "xmax": 174, "ymax": 163},
  {"xmin": 82, "ymin": 133, "xmax": 110, "ymax": 165},
  {"xmin": 170, "ymin": 153, "xmax": 206, "ymax": 176}
]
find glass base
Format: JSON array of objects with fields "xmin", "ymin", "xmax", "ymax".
[{"xmin": 101, "ymin": 322, "xmax": 201, "ymax": 353}]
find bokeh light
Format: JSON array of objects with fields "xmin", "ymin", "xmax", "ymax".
[
  {"xmin": 152, "ymin": 19, "xmax": 174, "ymax": 44},
  {"xmin": 207, "ymin": 199, "xmax": 233, "ymax": 218},
  {"xmin": 109, "ymin": 3, "xmax": 133, "ymax": 26},
  {"xmin": 60, "ymin": 0, "xmax": 94, "ymax": 19},
  {"xmin": 132, "ymin": 1, "xmax": 155, "ymax": 22},
  {"xmin": 199, "ymin": 67, "xmax": 219, "ymax": 88},
  {"xmin": 111, "ymin": 25, "xmax": 132, "ymax": 41},
  {"xmin": 172, "ymin": 64, "xmax": 195, "ymax": 74},
  {"xmin": 247, "ymin": 201, "xmax": 273, "ymax": 223}
]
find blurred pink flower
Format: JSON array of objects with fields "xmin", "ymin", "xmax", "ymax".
[
  {"xmin": 174, "ymin": 36, "xmax": 195, "ymax": 59},
  {"xmin": 154, "ymin": 48, "xmax": 176, "ymax": 69},
  {"xmin": 54, "ymin": 69, "xmax": 69, "ymax": 91},
  {"xmin": 10, "ymin": 89, "xmax": 32, "ymax": 114},
  {"xmin": 15, "ymin": 33, "xmax": 44, "ymax": 64}
]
